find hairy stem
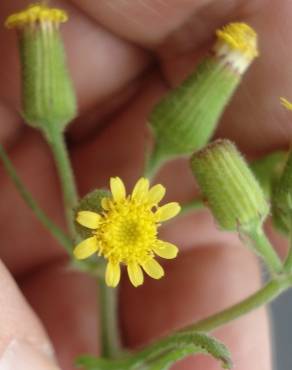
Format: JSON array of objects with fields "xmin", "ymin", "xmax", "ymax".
[
  {"xmin": 0, "ymin": 144, "xmax": 72, "ymax": 252},
  {"xmin": 283, "ymin": 215, "xmax": 292, "ymax": 271},
  {"xmin": 183, "ymin": 277, "xmax": 291, "ymax": 333},
  {"xmin": 46, "ymin": 131, "xmax": 78, "ymax": 238},
  {"xmin": 144, "ymin": 146, "xmax": 168, "ymax": 181},
  {"xmin": 180, "ymin": 198, "xmax": 204, "ymax": 216},
  {"xmin": 99, "ymin": 279, "xmax": 122, "ymax": 358},
  {"xmin": 246, "ymin": 227, "xmax": 283, "ymax": 275}
]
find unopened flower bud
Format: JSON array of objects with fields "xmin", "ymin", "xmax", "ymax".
[
  {"xmin": 146, "ymin": 23, "xmax": 258, "ymax": 177},
  {"xmin": 271, "ymin": 99, "xmax": 292, "ymax": 234},
  {"xmin": 191, "ymin": 139, "xmax": 269, "ymax": 231},
  {"xmin": 251, "ymin": 151, "xmax": 286, "ymax": 199},
  {"xmin": 6, "ymin": 4, "xmax": 77, "ymax": 135},
  {"xmin": 74, "ymin": 189, "xmax": 109, "ymax": 240},
  {"xmin": 272, "ymin": 151, "xmax": 292, "ymax": 234}
]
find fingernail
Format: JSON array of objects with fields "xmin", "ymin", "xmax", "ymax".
[{"xmin": 0, "ymin": 340, "xmax": 61, "ymax": 370}]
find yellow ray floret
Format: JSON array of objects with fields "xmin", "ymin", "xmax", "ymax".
[
  {"xmin": 280, "ymin": 97, "xmax": 292, "ymax": 111},
  {"xmin": 216, "ymin": 22, "xmax": 258, "ymax": 59},
  {"xmin": 74, "ymin": 177, "xmax": 181, "ymax": 288},
  {"xmin": 5, "ymin": 3, "xmax": 68, "ymax": 29}
]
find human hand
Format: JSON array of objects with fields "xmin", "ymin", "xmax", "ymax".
[{"xmin": 0, "ymin": 0, "xmax": 289, "ymax": 369}]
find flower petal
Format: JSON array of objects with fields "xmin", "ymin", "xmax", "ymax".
[
  {"xmin": 132, "ymin": 178, "xmax": 149, "ymax": 201},
  {"xmin": 155, "ymin": 202, "xmax": 181, "ymax": 222},
  {"xmin": 153, "ymin": 240, "xmax": 179, "ymax": 259},
  {"xmin": 77, "ymin": 211, "xmax": 101, "ymax": 229},
  {"xmin": 105, "ymin": 261, "xmax": 121, "ymax": 288},
  {"xmin": 147, "ymin": 184, "xmax": 165, "ymax": 206},
  {"xmin": 127, "ymin": 262, "xmax": 144, "ymax": 287},
  {"xmin": 142, "ymin": 259, "xmax": 164, "ymax": 279},
  {"xmin": 110, "ymin": 177, "xmax": 126, "ymax": 202},
  {"xmin": 73, "ymin": 236, "xmax": 98, "ymax": 260}
]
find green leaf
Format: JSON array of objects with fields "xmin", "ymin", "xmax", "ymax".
[
  {"xmin": 76, "ymin": 332, "xmax": 232, "ymax": 370},
  {"xmin": 76, "ymin": 356, "xmax": 128, "ymax": 370},
  {"xmin": 146, "ymin": 345, "xmax": 196, "ymax": 370}
]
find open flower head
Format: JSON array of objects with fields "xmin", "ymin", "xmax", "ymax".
[{"xmin": 74, "ymin": 177, "xmax": 181, "ymax": 288}]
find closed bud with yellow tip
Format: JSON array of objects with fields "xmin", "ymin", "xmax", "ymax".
[
  {"xmin": 6, "ymin": 3, "xmax": 77, "ymax": 136},
  {"xmin": 146, "ymin": 23, "xmax": 259, "ymax": 178}
]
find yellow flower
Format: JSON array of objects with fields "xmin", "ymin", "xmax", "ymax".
[
  {"xmin": 74, "ymin": 177, "xmax": 181, "ymax": 288},
  {"xmin": 214, "ymin": 22, "xmax": 258, "ymax": 74},
  {"xmin": 5, "ymin": 3, "xmax": 68, "ymax": 29}
]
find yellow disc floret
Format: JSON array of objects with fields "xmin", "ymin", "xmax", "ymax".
[
  {"xmin": 5, "ymin": 3, "xmax": 68, "ymax": 29},
  {"xmin": 74, "ymin": 177, "xmax": 181, "ymax": 288},
  {"xmin": 216, "ymin": 22, "xmax": 259, "ymax": 59}
]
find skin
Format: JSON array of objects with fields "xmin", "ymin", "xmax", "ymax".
[{"xmin": 0, "ymin": 0, "xmax": 291, "ymax": 369}]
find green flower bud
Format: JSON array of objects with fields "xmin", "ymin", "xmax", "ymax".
[
  {"xmin": 251, "ymin": 151, "xmax": 287, "ymax": 199},
  {"xmin": 6, "ymin": 4, "xmax": 77, "ymax": 135},
  {"xmin": 146, "ymin": 23, "xmax": 258, "ymax": 177},
  {"xmin": 272, "ymin": 150, "xmax": 292, "ymax": 234},
  {"xmin": 270, "ymin": 100, "xmax": 292, "ymax": 235},
  {"xmin": 190, "ymin": 139, "xmax": 269, "ymax": 231},
  {"xmin": 74, "ymin": 189, "xmax": 110, "ymax": 240}
]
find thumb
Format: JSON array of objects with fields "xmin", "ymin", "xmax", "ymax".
[{"xmin": 0, "ymin": 260, "xmax": 60, "ymax": 370}]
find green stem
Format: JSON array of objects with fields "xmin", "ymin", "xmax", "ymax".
[
  {"xmin": 46, "ymin": 131, "xmax": 78, "ymax": 238},
  {"xmin": 246, "ymin": 227, "xmax": 283, "ymax": 275},
  {"xmin": 283, "ymin": 212, "xmax": 292, "ymax": 271},
  {"xmin": 78, "ymin": 276, "xmax": 292, "ymax": 369},
  {"xmin": 147, "ymin": 346, "xmax": 197, "ymax": 370},
  {"xmin": 284, "ymin": 249, "xmax": 292, "ymax": 271},
  {"xmin": 125, "ymin": 331, "xmax": 231, "ymax": 369},
  {"xmin": 99, "ymin": 279, "xmax": 122, "ymax": 359},
  {"xmin": 183, "ymin": 277, "xmax": 290, "ymax": 333},
  {"xmin": 130, "ymin": 277, "xmax": 292, "ymax": 367},
  {"xmin": 0, "ymin": 144, "xmax": 72, "ymax": 253},
  {"xmin": 180, "ymin": 198, "xmax": 204, "ymax": 216},
  {"xmin": 144, "ymin": 146, "xmax": 167, "ymax": 181}
]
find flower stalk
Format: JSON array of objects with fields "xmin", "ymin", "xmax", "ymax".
[
  {"xmin": 46, "ymin": 130, "xmax": 78, "ymax": 238},
  {"xmin": 243, "ymin": 226, "xmax": 283, "ymax": 275},
  {"xmin": 99, "ymin": 277, "xmax": 122, "ymax": 358},
  {"xmin": 184, "ymin": 275, "xmax": 291, "ymax": 333},
  {"xmin": 0, "ymin": 144, "xmax": 72, "ymax": 252}
]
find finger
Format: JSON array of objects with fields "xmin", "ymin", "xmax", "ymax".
[
  {"xmin": 0, "ymin": 131, "xmax": 67, "ymax": 275},
  {"xmin": 69, "ymin": 0, "xmax": 262, "ymax": 46},
  {"xmin": 121, "ymin": 242, "xmax": 271, "ymax": 370},
  {"xmin": 21, "ymin": 261, "xmax": 99, "ymax": 370},
  {"xmin": 0, "ymin": 260, "xmax": 59, "ymax": 369}
]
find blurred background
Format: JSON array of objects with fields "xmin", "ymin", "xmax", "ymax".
[{"xmin": 272, "ymin": 291, "xmax": 292, "ymax": 370}]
